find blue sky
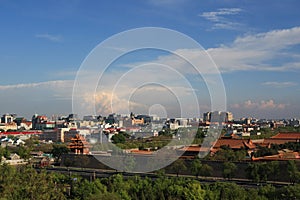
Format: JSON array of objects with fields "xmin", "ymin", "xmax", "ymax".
[{"xmin": 0, "ymin": 0, "xmax": 300, "ymax": 119}]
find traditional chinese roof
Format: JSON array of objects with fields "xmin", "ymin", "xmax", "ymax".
[
  {"xmin": 271, "ymin": 132, "xmax": 300, "ymax": 140},
  {"xmin": 213, "ymin": 139, "xmax": 246, "ymax": 149},
  {"xmin": 0, "ymin": 131, "xmax": 42, "ymax": 135},
  {"xmin": 263, "ymin": 138, "xmax": 299, "ymax": 145},
  {"xmin": 243, "ymin": 139, "xmax": 256, "ymax": 149},
  {"xmin": 252, "ymin": 151, "xmax": 300, "ymax": 161},
  {"xmin": 130, "ymin": 149, "xmax": 153, "ymax": 155},
  {"xmin": 68, "ymin": 134, "xmax": 91, "ymax": 149},
  {"xmin": 177, "ymin": 146, "xmax": 202, "ymax": 152}
]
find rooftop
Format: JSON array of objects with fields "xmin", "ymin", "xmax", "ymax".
[{"xmin": 271, "ymin": 132, "xmax": 300, "ymax": 139}]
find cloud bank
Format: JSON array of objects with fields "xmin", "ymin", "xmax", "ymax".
[
  {"xmin": 200, "ymin": 8, "xmax": 243, "ymax": 30},
  {"xmin": 2, "ymin": 27, "xmax": 300, "ymax": 118}
]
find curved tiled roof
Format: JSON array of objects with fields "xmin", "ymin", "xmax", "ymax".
[{"xmin": 271, "ymin": 132, "xmax": 300, "ymax": 139}]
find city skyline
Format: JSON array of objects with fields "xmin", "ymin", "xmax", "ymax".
[
  {"xmin": 1, "ymin": 1, "xmax": 300, "ymax": 119},
  {"xmin": 0, "ymin": 110, "xmax": 297, "ymax": 122}
]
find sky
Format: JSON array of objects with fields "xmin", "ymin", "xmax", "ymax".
[{"xmin": 0, "ymin": 0, "xmax": 300, "ymax": 119}]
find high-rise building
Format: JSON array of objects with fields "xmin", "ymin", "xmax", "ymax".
[
  {"xmin": 226, "ymin": 112, "xmax": 233, "ymax": 122},
  {"xmin": 203, "ymin": 111, "xmax": 233, "ymax": 122},
  {"xmin": 1, "ymin": 114, "xmax": 16, "ymax": 124}
]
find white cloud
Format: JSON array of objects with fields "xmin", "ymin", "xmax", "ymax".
[
  {"xmin": 81, "ymin": 92, "xmax": 147, "ymax": 116},
  {"xmin": 0, "ymin": 80, "xmax": 73, "ymax": 90},
  {"xmin": 35, "ymin": 33, "xmax": 62, "ymax": 42},
  {"xmin": 0, "ymin": 80, "xmax": 74, "ymax": 118},
  {"xmin": 201, "ymin": 8, "xmax": 242, "ymax": 21},
  {"xmin": 9, "ymin": 27, "xmax": 300, "ymax": 118},
  {"xmin": 118, "ymin": 27, "xmax": 300, "ymax": 74},
  {"xmin": 121, "ymin": 48, "xmax": 220, "ymax": 75},
  {"xmin": 208, "ymin": 26, "xmax": 300, "ymax": 72},
  {"xmin": 74, "ymin": 26, "xmax": 300, "ymax": 118},
  {"xmin": 262, "ymin": 81, "xmax": 297, "ymax": 88},
  {"xmin": 200, "ymin": 8, "xmax": 243, "ymax": 30},
  {"xmin": 230, "ymin": 99, "xmax": 287, "ymax": 110},
  {"xmin": 73, "ymin": 67, "xmax": 202, "ymax": 117},
  {"xmin": 233, "ymin": 27, "xmax": 300, "ymax": 50}
]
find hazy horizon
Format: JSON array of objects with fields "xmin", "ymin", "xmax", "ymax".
[{"xmin": 1, "ymin": 1, "xmax": 300, "ymax": 120}]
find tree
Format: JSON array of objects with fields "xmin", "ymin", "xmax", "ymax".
[
  {"xmin": 171, "ymin": 159, "xmax": 187, "ymax": 177},
  {"xmin": 3, "ymin": 146, "xmax": 11, "ymax": 159},
  {"xmin": 206, "ymin": 182, "xmax": 247, "ymax": 200},
  {"xmin": 246, "ymin": 162, "xmax": 276, "ymax": 183},
  {"xmin": 0, "ymin": 147, "xmax": 3, "ymax": 162},
  {"xmin": 211, "ymin": 148, "xmax": 236, "ymax": 161},
  {"xmin": 0, "ymin": 163, "xmax": 15, "ymax": 184},
  {"xmin": 155, "ymin": 169, "xmax": 166, "ymax": 179},
  {"xmin": 51, "ymin": 144, "xmax": 70, "ymax": 162},
  {"xmin": 123, "ymin": 155, "xmax": 136, "ymax": 172},
  {"xmin": 287, "ymin": 160, "xmax": 300, "ymax": 184},
  {"xmin": 64, "ymin": 157, "xmax": 74, "ymax": 169},
  {"xmin": 183, "ymin": 181, "xmax": 206, "ymax": 200},
  {"xmin": 191, "ymin": 159, "xmax": 202, "ymax": 178},
  {"xmin": 111, "ymin": 134, "xmax": 126, "ymax": 144},
  {"xmin": 196, "ymin": 128, "xmax": 206, "ymax": 139},
  {"xmin": 279, "ymin": 184, "xmax": 300, "ymax": 200},
  {"xmin": 223, "ymin": 161, "xmax": 237, "ymax": 180},
  {"xmin": 269, "ymin": 161, "xmax": 280, "ymax": 181},
  {"xmin": 17, "ymin": 145, "xmax": 31, "ymax": 160},
  {"xmin": 72, "ymin": 178, "xmax": 108, "ymax": 200},
  {"xmin": 246, "ymin": 163, "xmax": 260, "ymax": 183},
  {"xmin": 199, "ymin": 164, "xmax": 213, "ymax": 177},
  {"xmin": 235, "ymin": 150, "xmax": 247, "ymax": 161},
  {"xmin": 0, "ymin": 146, "xmax": 11, "ymax": 162},
  {"xmin": 254, "ymin": 146, "xmax": 277, "ymax": 157},
  {"xmin": 24, "ymin": 136, "xmax": 39, "ymax": 149},
  {"xmin": 0, "ymin": 165, "xmax": 66, "ymax": 199}
]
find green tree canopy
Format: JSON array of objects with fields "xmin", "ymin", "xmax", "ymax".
[
  {"xmin": 191, "ymin": 158, "xmax": 202, "ymax": 178},
  {"xmin": 223, "ymin": 161, "xmax": 237, "ymax": 180},
  {"xmin": 287, "ymin": 160, "xmax": 300, "ymax": 184},
  {"xmin": 170, "ymin": 159, "xmax": 187, "ymax": 177},
  {"xmin": 51, "ymin": 144, "xmax": 70, "ymax": 161},
  {"xmin": 111, "ymin": 133, "xmax": 126, "ymax": 144}
]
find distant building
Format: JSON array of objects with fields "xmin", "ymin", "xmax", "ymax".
[
  {"xmin": 164, "ymin": 118, "xmax": 190, "ymax": 130},
  {"xmin": 0, "ymin": 122, "xmax": 17, "ymax": 131},
  {"xmin": 63, "ymin": 129, "xmax": 79, "ymax": 143},
  {"xmin": 203, "ymin": 111, "xmax": 233, "ymax": 122},
  {"xmin": 289, "ymin": 119, "xmax": 300, "ymax": 127},
  {"xmin": 135, "ymin": 115, "xmax": 151, "ymax": 124},
  {"xmin": 1, "ymin": 114, "xmax": 16, "ymax": 124},
  {"xmin": 105, "ymin": 113, "xmax": 119, "ymax": 125},
  {"xmin": 132, "ymin": 130, "xmax": 159, "ymax": 139},
  {"xmin": 271, "ymin": 120, "xmax": 286, "ymax": 129},
  {"xmin": 83, "ymin": 115, "xmax": 98, "ymax": 122},
  {"xmin": 32, "ymin": 114, "xmax": 51, "ymax": 130},
  {"xmin": 129, "ymin": 113, "xmax": 151, "ymax": 125},
  {"xmin": 14, "ymin": 117, "xmax": 32, "ymax": 130},
  {"xmin": 66, "ymin": 114, "xmax": 78, "ymax": 122},
  {"xmin": 132, "ymin": 118, "xmax": 144, "ymax": 125},
  {"xmin": 0, "ymin": 114, "xmax": 18, "ymax": 131},
  {"xmin": 39, "ymin": 128, "xmax": 70, "ymax": 142}
]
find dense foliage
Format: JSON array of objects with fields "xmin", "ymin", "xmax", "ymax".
[
  {"xmin": 0, "ymin": 164, "xmax": 66, "ymax": 200},
  {"xmin": 1, "ymin": 163, "xmax": 300, "ymax": 200},
  {"xmin": 254, "ymin": 142, "xmax": 300, "ymax": 158},
  {"xmin": 248, "ymin": 127, "xmax": 277, "ymax": 139},
  {"xmin": 209, "ymin": 146, "xmax": 247, "ymax": 161},
  {"xmin": 246, "ymin": 161, "xmax": 280, "ymax": 183}
]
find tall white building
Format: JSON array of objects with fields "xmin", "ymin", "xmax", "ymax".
[{"xmin": 203, "ymin": 111, "xmax": 233, "ymax": 122}]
